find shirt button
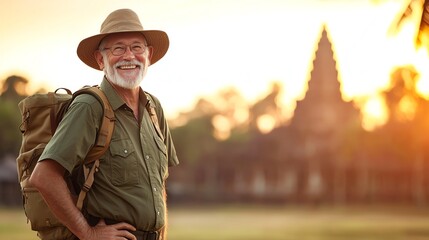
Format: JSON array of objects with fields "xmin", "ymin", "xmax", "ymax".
[
  {"xmin": 154, "ymin": 187, "xmax": 157, "ymax": 191},
  {"xmin": 145, "ymin": 155, "xmax": 150, "ymax": 160},
  {"xmin": 124, "ymin": 149, "xmax": 128, "ymax": 154},
  {"xmin": 157, "ymin": 211, "xmax": 160, "ymax": 215}
]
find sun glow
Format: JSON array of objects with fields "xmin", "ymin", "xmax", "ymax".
[
  {"xmin": 212, "ymin": 114, "xmax": 232, "ymax": 140},
  {"xmin": 334, "ymin": 1, "xmax": 429, "ymax": 131},
  {"xmin": 361, "ymin": 95, "xmax": 388, "ymax": 131},
  {"xmin": 257, "ymin": 114, "xmax": 276, "ymax": 134},
  {"xmin": 1, "ymin": 1, "xmax": 429, "ymax": 131}
]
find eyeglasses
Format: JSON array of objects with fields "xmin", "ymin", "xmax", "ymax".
[{"xmin": 102, "ymin": 43, "xmax": 147, "ymax": 56}]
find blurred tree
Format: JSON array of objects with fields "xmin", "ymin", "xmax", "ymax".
[
  {"xmin": 0, "ymin": 101, "xmax": 22, "ymax": 159},
  {"xmin": 0, "ymin": 75, "xmax": 29, "ymax": 160},
  {"xmin": 248, "ymin": 82, "xmax": 283, "ymax": 133},
  {"xmin": 378, "ymin": 66, "xmax": 429, "ymax": 204},
  {"xmin": 1, "ymin": 75, "xmax": 28, "ymax": 101},
  {"xmin": 385, "ymin": 0, "xmax": 429, "ymax": 204},
  {"xmin": 383, "ymin": 66, "xmax": 420, "ymax": 122},
  {"xmin": 171, "ymin": 115, "xmax": 218, "ymax": 167}
]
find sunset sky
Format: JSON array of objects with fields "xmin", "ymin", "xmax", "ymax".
[{"xmin": 1, "ymin": 0, "xmax": 428, "ymax": 129}]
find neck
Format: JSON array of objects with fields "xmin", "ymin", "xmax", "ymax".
[{"xmin": 110, "ymin": 81, "xmax": 140, "ymax": 119}]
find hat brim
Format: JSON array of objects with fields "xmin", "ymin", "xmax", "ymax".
[{"xmin": 77, "ymin": 30, "xmax": 169, "ymax": 70}]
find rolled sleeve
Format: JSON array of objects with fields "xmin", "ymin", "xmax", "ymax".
[{"xmin": 39, "ymin": 95, "xmax": 102, "ymax": 174}]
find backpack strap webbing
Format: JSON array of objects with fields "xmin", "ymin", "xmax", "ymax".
[
  {"xmin": 78, "ymin": 87, "xmax": 115, "ymax": 162},
  {"xmin": 77, "ymin": 159, "xmax": 100, "ymax": 210},
  {"xmin": 145, "ymin": 93, "xmax": 164, "ymax": 141},
  {"xmin": 72, "ymin": 86, "xmax": 115, "ymax": 210}
]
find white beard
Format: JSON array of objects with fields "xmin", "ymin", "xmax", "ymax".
[{"xmin": 104, "ymin": 59, "xmax": 147, "ymax": 89}]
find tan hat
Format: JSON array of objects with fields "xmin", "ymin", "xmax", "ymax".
[{"xmin": 77, "ymin": 8, "xmax": 169, "ymax": 70}]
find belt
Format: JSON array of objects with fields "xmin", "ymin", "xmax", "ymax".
[
  {"xmin": 87, "ymin": 215, "xmax": 160, "ymax": 240},
  {"xmin": 131, "ymin": 230, "xmax": 159, "ymax": 240}
]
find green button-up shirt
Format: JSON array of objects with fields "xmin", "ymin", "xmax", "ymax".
[{"xmin": 40, "ymin": 78, "xmax": 179, "ymax": 231}]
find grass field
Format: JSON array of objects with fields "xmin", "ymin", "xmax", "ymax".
[{"xmin": 2, "ymin": 204, "xmax": 429, "ymax": 240}]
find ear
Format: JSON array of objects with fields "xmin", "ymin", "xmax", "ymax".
[
  {"xmin": 94, "ymin": 50, "xmax": 104, "ymax": 70},
  {"xmin": 147, "ymin": 46, "xmax": 154, "ymax": 62}
]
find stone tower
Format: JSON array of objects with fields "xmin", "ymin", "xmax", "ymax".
[{"xmin": 289, "ymin": 25, "xmax": 361, "ymax": 201}]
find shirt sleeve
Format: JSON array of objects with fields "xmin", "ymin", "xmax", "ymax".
[{"xmin": 39, "ymin": 95, "xmax": 102, "ymax": 174}]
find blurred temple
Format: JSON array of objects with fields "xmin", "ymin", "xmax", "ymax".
[{"xmin": 168, "ymin": 25, "xmax": 429, "ymax": 205}]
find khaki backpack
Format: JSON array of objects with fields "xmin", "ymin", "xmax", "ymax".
[
  {"xmin": 16, "ymin": 86, "xmax": 115, "ymax": 240},
  {"xmin": 17, "ymin": 86, "xmax": 164, "ymax": 240}
]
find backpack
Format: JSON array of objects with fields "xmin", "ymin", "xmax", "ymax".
[
  {"xmin": 16, "ymin": 86, "xmax": 164, "ymax": 240},
  {"xmin": 16, "ymin": 86, "xmax": 115, "ymax": 240}
]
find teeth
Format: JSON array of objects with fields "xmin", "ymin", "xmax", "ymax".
[{"xmin": 118, "ymin": 65, "xmax": 137, "ymax": 69}]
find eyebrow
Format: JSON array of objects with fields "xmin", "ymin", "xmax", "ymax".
[{"xmin": 111, "ymin": 40, "xmax": 145, "ymax": 45}]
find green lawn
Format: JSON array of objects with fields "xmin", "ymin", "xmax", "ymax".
[{"xmin": 2, "ymin": 205, "xmax": 429, "ymax": 240}]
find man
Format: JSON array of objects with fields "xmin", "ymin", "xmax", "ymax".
[{"xmin": 30, "ymin": 8, "xmax": 179, "ymax": 240}]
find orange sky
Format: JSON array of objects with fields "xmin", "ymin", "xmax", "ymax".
[{"xmin": 1, "ymin": 0, "xmax": 428, "ymax": 130}]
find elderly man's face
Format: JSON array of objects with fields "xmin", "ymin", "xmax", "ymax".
[{"xmin": 95, "ymin": 32, "xmax": 152, "ymax": 89}]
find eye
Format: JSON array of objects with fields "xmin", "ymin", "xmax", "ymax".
[
  {"xmin": 131, "ymin": 44, "xmax": 143, "ymax": 53},
  {"xmin": 112, "ymin": 45, "xmax": 126, "ymax": 54}
]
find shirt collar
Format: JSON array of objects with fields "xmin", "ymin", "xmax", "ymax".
[
  {"xmin": 100, "ymin": 77, "xmax": 125, "ymax": 111},
  {"xmin": 100, "ymin": 76, "xmax": 148, "ymax": 110}
]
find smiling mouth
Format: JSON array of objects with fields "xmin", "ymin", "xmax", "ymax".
[{"xmin": 118, "ymin": 64, "xmax": 139, "ymax": 70}]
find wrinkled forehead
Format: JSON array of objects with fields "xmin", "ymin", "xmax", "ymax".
[{"xmin": 100, "ymin": 32, "xmax": 147, "ymax": 47}]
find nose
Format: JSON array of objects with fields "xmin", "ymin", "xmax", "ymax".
[{"xmin": 122, "ymin": 46, "xmax": 135, "ymax": 59}]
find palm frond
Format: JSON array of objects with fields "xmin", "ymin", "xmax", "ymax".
[{"xmin": 416, "ymin": 0, "xmax": 429, "ymax": 47}]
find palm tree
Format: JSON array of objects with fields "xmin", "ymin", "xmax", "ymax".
[
  {"xmin": 390, "ymin": 0, "xmax": 429, "ymax": 48},
  {"xmin": 389, "ymin": 0, "xmax": 429, "ymax": 205}
]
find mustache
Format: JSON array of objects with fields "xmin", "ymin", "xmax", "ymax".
[{"xmin": 114, "ymin": 60, "xmax": 143, "ymax": 68}]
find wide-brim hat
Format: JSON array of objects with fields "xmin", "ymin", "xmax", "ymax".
[{"xmin": 77, "ymin": 8, "xmax": 169, "ymax": 70}]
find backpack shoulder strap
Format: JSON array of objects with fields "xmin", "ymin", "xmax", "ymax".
[
  {"xmin": 145, "ymin": 92, "xmax": 164, "ymax": 141},
  {"xmin": 73, "ymin": 86, "xmax": 115, "ymax": 162},
  {"xmin": 72, "ymin": 86, "xmax": 115, "ymax": 210}
]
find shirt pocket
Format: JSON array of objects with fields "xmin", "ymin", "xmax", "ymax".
[
  {"xmin": 108, "ymin": 139, "xmax": 138, "ymax": 186},
  {"xmin": 153, "ymin": 135, "xmax": 169, "ymax": 180}
]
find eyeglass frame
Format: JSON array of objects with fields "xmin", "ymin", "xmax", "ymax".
[{"xmin": 101, "ymin": 43, "xmax": 149, "ymax": 56}]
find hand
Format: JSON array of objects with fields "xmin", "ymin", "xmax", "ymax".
[{"xmin": 82, "ymin": 219, "xmax": 137, "ymax": 240}]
